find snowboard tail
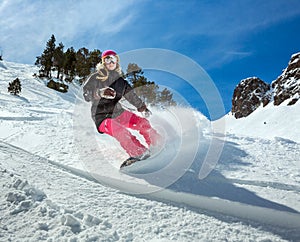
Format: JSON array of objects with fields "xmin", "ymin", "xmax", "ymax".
[
  {"xmin": 120, "ymin": 153, "xmax": 151, "ymax": 169},
  {"xmin": 120, "ymin": 157, "xmax": 140, "ymax": 168}
]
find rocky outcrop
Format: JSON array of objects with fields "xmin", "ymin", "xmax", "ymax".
[
  {"xmin": 47, "ymin": 79, "xmax": 68, "ymax": 93},
  {"xmin": 232, "ymin": 52, "xmax": 300, "ymax": 119},
  {"xmin": 272, "ymin": 52, "xmax": 300, "ymax": 106},
  {"xmin": 231, "ymin": 77, "xmax": 270, "ymax": 119}
]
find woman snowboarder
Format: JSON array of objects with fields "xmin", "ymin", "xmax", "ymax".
[{"xmin": 83, "ymin": 50, "xmax": 161, "ymax": 167}]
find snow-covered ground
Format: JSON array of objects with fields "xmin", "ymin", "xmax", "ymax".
[
  {"xmin": 220, "ymin": 102, "xmax": 300, "ymax": 143},
  {"xmin": 0, "ymin": 61, "xmax": 300, "ymax": 241}
]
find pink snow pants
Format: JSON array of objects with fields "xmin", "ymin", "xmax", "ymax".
[{"xmin": 98, "ymin": 110, "xmax": 160, "ymax": 157}]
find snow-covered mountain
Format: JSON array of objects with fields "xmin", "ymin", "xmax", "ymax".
[
  {"xmin": 231, "ymin": 52, "xmax": 300, "ymax": 118},
  {"xmin": 1, "ymin": 60, "xmax": 300, "ymax": 241},
  {"xmin": 226, "ymin": 52, "xmax": 300, "ymax": 142},
  {"xmin": 273, "ymin": 52, "xmax": 300, "ymax": 106}
]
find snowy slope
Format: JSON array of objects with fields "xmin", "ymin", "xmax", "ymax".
[
  {"xmin": 1, "ymin": 61, "xmax": 300, "ymax": 241},
  {"xmin": 3, "ymin": 141, "xmax": 294, "ymax": 241},
  {"xmin": 0, "ymin": 61, "xmax": 79, "ymax": 167},
  {"xmin": 218, "ymin": 99, "xmax": 300, "ymax": 142}
]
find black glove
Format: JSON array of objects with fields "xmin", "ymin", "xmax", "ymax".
[
  {"xmin": 143, "ymin": 108, "xmax": 152, "ymax": 118},
  {"xmin": 138, "ymin": 104, "xmax": 152, "ymax": 118},
  {"xmin": 137, "ymin": 103, "xmax": 147, "ymax": 112}
]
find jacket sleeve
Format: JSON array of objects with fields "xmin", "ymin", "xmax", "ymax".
[
  {"xmin": 122, "ymin": 79, "xmax": 145, "ymax": 109},
  {"xmin": 83, "ymin": 74, "xmax": 97, "ymax": 102}
]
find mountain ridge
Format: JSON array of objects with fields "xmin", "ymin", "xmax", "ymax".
[{"xmin": 231, "ymin": 52, "xmax": 300, "ymax": 119}]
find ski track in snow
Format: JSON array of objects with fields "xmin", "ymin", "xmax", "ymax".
[
  {"xmin": 1, "ymin": 61, "xmax": 300, "ymax": 241},
  {"xmin": 217, "ymin": 135, "xmax": 300, "ymax": 212},
  {"xmin": 1, "ymin": 141, "xmax": 299, "ymax": 241}
]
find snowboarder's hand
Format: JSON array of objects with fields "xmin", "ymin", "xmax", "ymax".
[
  {"xmin": 138, "ymin": 104, "xmax": 152, "ymax": 118},
  {"xmin": 99, "ymin": 87, "xmax": 116, "ymax": 99},
  {"xmin": 104, "ymin": 88, "xmax": 116, "ymax": 97},
  {"xmin": 137, "ymin": 103, "xmax": 147, "ymax": 112},
  {"xmin": 143, "ymin": 108, "xmax": 152, "ymax": 118}
]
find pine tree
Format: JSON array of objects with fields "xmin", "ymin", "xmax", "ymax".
[
  {"xmin": 35, "ymin": 34, "xmax": 56, "ymax": 78},
  {"xmin": 126, "ymin": 63, "xmax": 141, "ymax": 80},
  {"xmin": 8, "ymin": 78, "xmax": 22, "ymax": 95},
  {"xmin": 126, "ymin": 63, "xmax": 155, "ymax": 104},
  {"xmin": 88, "ymin": 49, "xmax": 102, "ymax": 70},
  {"xmin": 53, "ymin": 42, "xmax": 65, "ymax": 79},
  {"xmin": 64, "ymin": 47, "xmax": 76, "ymax": 82},
  {"xmin": 75, "ymin": 47, "xmax": 90, "ymax": 80},
  {"xmin": 126, "ymin": 63, "xmax": 176, "ymax": 106},
  {"xmin": 158, "ymin": 88, "xmax": 176, "ymax": 106}
]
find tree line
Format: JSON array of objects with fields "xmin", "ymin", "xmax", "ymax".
[
  {"xmin": 35, "ymin": 34, "xmax": 101, "ymax": 83},
  {"xmin": 35, "ymin": 34, "xmax": 176, "ymax": 106},
  {"xmin": 126, "ymin": 63, "xmax": 176, "ymax": 106}
]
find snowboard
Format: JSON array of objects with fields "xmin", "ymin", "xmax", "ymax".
[{"xmin": 120, "ymin": 154, "xmax": 150, "ymax": 169}]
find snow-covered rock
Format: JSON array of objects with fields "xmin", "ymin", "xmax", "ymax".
[
  {"xmin": 272, "ymin": 52, "xmax": 300, "ymax": 106},
  {"xmin": 231, "ymin": 77, "xmax": 270, "ymax": 118},
  {"xmin": 231, "ymin": 52, "xmax": 300, "ymax": 118}
]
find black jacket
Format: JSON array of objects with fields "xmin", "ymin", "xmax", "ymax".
[{"xmin": 83, "ymin": 71, "xmax": 144, "ymax": 131}]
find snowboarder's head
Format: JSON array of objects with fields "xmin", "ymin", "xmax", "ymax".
[
  {"xmin": 102, "ymin": 50, "xmax": 117, "ymax": 60},
  {"xmin": 101, "ymin": 50, "xmax": 119, "ymax": 71},
  {"xmin": 96, "ymin": 49, "xmax": 122, "ymax": 81}
]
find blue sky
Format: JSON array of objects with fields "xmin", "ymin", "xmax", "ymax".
[{"xmin": 1, "ymin": 0, "xmax": 300, "ymax": 119}]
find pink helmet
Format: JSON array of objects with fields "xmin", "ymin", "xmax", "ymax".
[{"xmin": 101, "ymin": 50, "xmax": 117, "ymax": 59}]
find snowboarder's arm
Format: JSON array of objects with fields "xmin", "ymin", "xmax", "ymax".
[
  {"xmin": 123, "ymin": 79, "xmax": 145, "ymax": 110},
  {"xmin": 122, "ymin": 79, "xmax": 152, "ymax": 117},
  {"xmin": 83, "ymin": 73, "xmax": 100, "ymax": 102}
]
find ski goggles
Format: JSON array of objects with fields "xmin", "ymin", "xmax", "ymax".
[{"xmin": 103, "ymin": 55, "xmax": 118, "ymax": 64}]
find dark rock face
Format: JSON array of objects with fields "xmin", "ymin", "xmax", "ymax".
[
  {"xmin": 47, "ymin": 79, "xmax": 68, "ymax": 93},
  {"xmin": 231, "ymin": 52, "xmax": 300, "ymax": 119},
  {"xmin": 231, "ymin": 77, "xmax": 270, "ymax": 119},
  {"xmin": 272, "ymin": 52, "xmax": 300, "ymax": 106}
]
